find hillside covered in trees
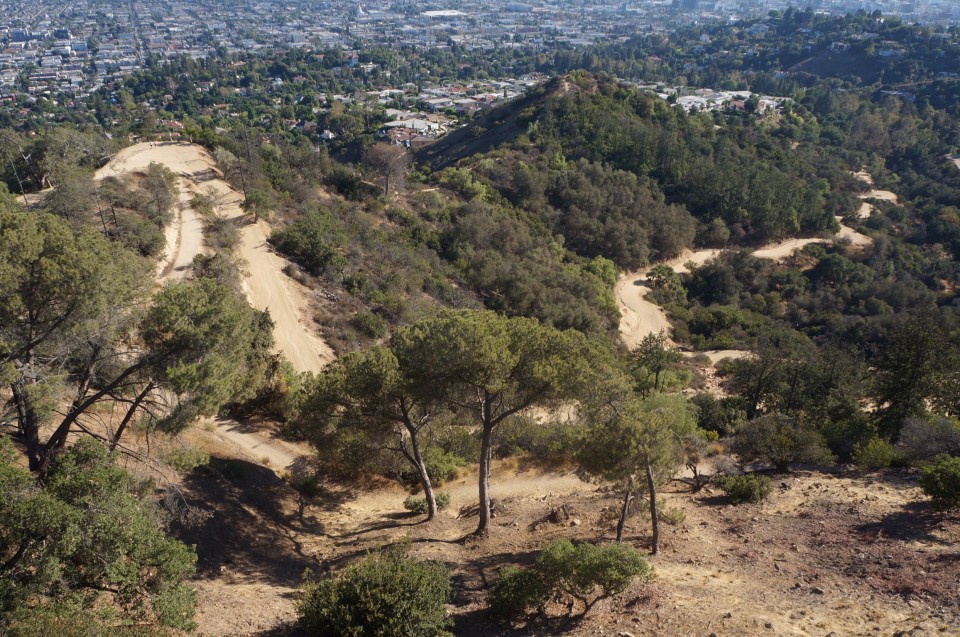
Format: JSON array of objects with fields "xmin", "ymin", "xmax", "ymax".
[{"xmin": 2, "ymin": 9, "xmax": 960, "ymax": 637}]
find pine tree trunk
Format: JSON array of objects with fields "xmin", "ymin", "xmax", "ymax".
[
  {"xmin": 616, "ymin": 475, "xmax": 634, "ymax": 544},
  {"xmin": 476, "ymin": 422, "xmax": 494, "ymax": 535},
  {"xmin": 408, "ymin": 427, "xmax": 437, "ymax": 520},
  {"xmin": 11, "ymin": 381, "xmax": 42, "ymax": 472},
  {"xmin": 646, "ymin": 463, "xmax": 659, "ymax": 555},
  {"xmin": 110, "ymin": 383, "xmax": 154, "ymax": 452}
]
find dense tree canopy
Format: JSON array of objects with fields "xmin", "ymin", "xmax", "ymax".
[{"xmin": 0, "ymin": 438, "xmax": 197, "ymax": 632}]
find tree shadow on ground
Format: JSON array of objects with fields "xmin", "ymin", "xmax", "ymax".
[
  {"xmin": 254, "ymin": 622, "xmax": 306, "ymax": 637},
  {"xmin": 854, "ymin": 500, "xmax": 953, "ymax": 544},
  {"xmin": 330, "ymin": 516, "xmax": 429, "ymax": 540},
  {"xmin": 171, "ymin": 456, "xmax": 352, "ymax": 586}
]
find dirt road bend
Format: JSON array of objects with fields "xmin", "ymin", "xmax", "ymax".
[{"xmin": 98, "ymin": 142, "xmax": 333, "ymax": 469}]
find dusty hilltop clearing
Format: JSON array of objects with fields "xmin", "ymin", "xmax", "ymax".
[
  {"xmin": 172, "ymin": 443, "xmax": 960, "ymax": 637},
  {"xmin": 99, "ymin": 143, "xmax": 957, "ymax": 636}
]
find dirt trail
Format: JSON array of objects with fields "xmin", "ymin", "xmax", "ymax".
[
  {"xmin": 853, "ymin": 169, "xmax": 899, "ymax": 219},
  {"xmin": 949, "ymin": 154, "xmax": 960, "ymax": 170},
  {"xmin": 99, "ymin": 142, "xmax": 334, "ymax": 374},
  {"xmin": 180, "ymin": 446, "xmax": 959, "ymax": 636},
  {"xmin": 616, "ymin": 219, "xmax": 871, "ymax": 349},
  {"xmin": 235, "ymin": 219, "xmax": 335, "ymax": 374},
  {"xmin": 98, "ymin": 141, "xmax": 333, "ymax": 470},
  {"xmin": 614, "ymin": 275, "xmax": 673, "ymax": 350},
  {"xmin": 160, "ymin": 180, "xmax": 205, "ymax": 280},
  {"xmin": 95, "ymin": 145, "xmax": 207, "ymax": 282},
  {"xmin": 209, "ymin": 418, "xmax": 298, "ymax": 469}
]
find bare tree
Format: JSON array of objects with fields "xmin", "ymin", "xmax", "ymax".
[{"xmin": 363, "ymin": 142, "xmax": 410, "ymax": 197}]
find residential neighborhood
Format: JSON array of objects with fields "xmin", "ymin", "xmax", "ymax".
[{"xmin": 1, "ymin": 0, "xmax": 957, "ymax": 105}]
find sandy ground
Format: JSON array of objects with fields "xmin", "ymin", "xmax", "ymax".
[
  {"xmin": 202, "ymin": 417, "xmax": 301, "ymax": 469},
  {"xmin": 172, "ymin": 450, "xmax": 960, "ymax": 637},
  {"xmin": 157, "ymin": 179, "xmax": 206, "ymax": 281},
  {"xmin": 615, "ymin": 249, "xmax": 730, "ymax": 349},
  {"xmin": 235, "ymin": 219, "xmax": 335, "ymax": 374},
  {"xmin": 95, "ymin": 142, "xmax": 216, "ymax": 178},
  {"xmin": 835, "ymin": 215, "xmax": 873, "ymax": 247},
  {"xmin": 95, "ymin": 145, "xmax": 207, "ymax": 282},
  {"xmin": 751, "ymin": 236, "xmax": 830, "ymax": 259},
  {"xmin": 95, "ymin": 141, "xmax": 332, "ymax": 472},
  {"xmin": 852, "ymin": 170, "xmax": 876, "ymax": 187},
  {"xmin": 615, "ymin": 274, "xmax": 673, "ymax": 350},
  {"xmin": 698, "ymin": 349, "xmax": 751, "ymax": 364},
  {"xmin": 949, "ymin": 154, "xmax": 960, "ymax": 170},
  {"xmin": 852, "ymin": 169, "xmax": 900, "ymax": 220}
]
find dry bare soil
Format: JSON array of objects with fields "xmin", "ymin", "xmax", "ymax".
[{"xmin": 173, "ymin": 433, "xmax": 960, "ymax": 637}]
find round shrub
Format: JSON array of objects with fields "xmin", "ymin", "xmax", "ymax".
[
  {"xmin": 164, "ymin": 447, "xmax": 210, "ymax": 473},
  {"xmin": 718, "ymin": 474, "xmax": 771, "ymax": 504},
  {"xmin": 488, "ymin": 539, "xmax": 652, "ymax": 619},
  {"xmin": 852, "ymin": 436, "xmax": 894, "ymax": 470},
  {"xmin": 403, "ymin": 492, "xmax": 451, "ymax": 514},
  {"xmin": 488, "ymin": 567, "xmax": 549, "ymax": 618},
  {"xmin": 298, "ymin": 547, "xmax": 452, "ymax": 637},
  {"xmin": 397, "ymin": 448, "xmax": 464, "ymax": 488},
  {"xmin": 919, "ymin": 455, "xmax": 960, "ymax": 510},
  {"xmin": 350, "ymin": 310, "xmax": 388, "ymax": 340},
  {"xmin": 732, "ymin": 413, "xmax": 835, "ymax": 472}
]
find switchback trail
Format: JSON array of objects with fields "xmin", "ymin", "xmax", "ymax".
[
  {"xmin": 616, "ymin": 206, "xmax": 873, "ymax": 351},
  {"xmin": 97, "ymin": 141, "xmax": 334, "ymax": 374},
  {"xmin": 98, "ymin": 141, "xmax": 334, "ymax": 470}
]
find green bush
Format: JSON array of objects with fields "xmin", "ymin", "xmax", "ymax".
[
  {"xmin": 291, "ymin": 474, "xmax": 323, "ymax": 498},
  {"xmin": 732, "ymin": 413, "xmax": 835, "ymax": 472},
  {"xmin": 423, "ymin": 447, "xmax": 464, "ymax": 484},
  {"xmin": 398, "ymin": 447, "xmax": 465, "ymax": 487},
  {"xmin": 403, "ymin": 492, "xmax": 451, "ymax": 514},
  {"xmin": 297, "ymin": 546, "xmax": 452, "ymax": 637},
  {"xmin": 852, "ymin": 437, "xmax": 894, "ymax": 470},
  {"xmin": 919, "ymin": 455, "xmax": 960, "ymax": 510},
  {"xmin": 268, "ymin": 207, "xmax": 346, "ymax": 277},
  {"xmin": 4, "ymin": 602, "xmax": 180, "ymax": 637},
  {"xmin": 488, "ymin": 539, "xmax": 652, "ymax": 618},
  {"xmin": 350, "ymin": 310, "xmax": 388, "ymax": 339},
  {"xmin": 488, "ymin": 567, "xmax": 549, "ymax": 618},
  {"xmin": 164, "ymin": 447, "xmax": 210, "ymax": 473},
  {"xmin": 718, "ymin": 474, "xmax": 771, "ymax": 504},
  {"xmin": 0, "ymin": 438, "xmax": 197, "ymax": 630},
  {"xmin": 492, "ymin": 417, "xmax": 580, "ymax": 461}
]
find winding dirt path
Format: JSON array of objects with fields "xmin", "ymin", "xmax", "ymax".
[
  {"xmin": 853, "ymin": 169, "xmax": 900, "ymax": 219},
  {"xmin": 96, "ymin": 146, "xmax": 207, "ymax": 282},
  {"xmin": 99, "ymin": 142, "xmax": 334, "ymax": 374},
  {"xmin": 98, "ymin": 142, "xmax": 334, "ymax": 469},
  {"xmin": 236, "ymin": 219, "xmax": 335, "ymax": 374},
  {"xmin": 616, "ymin": 212, "xmax": 873, "ymax": 349}
]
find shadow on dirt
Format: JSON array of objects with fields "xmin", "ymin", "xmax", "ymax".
[
  {"xmin": 171, "ymin": 456, "xmax": 351, "ymax": 585},
  {"xmin": 854, "ymin": 500, "xmax": 953, "ymax": 544}
]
